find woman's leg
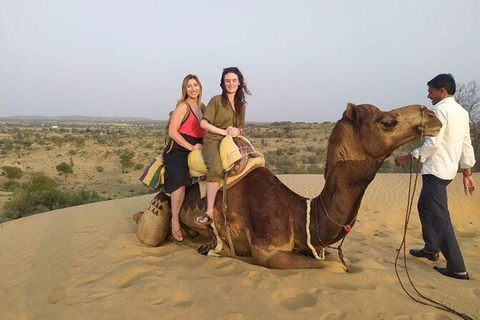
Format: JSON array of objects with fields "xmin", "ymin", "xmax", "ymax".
[
  {"xmin": 198, "ymin": 139, "xmax": 222, "ymax": 225},
  {"xmin": 205, "ymin": 181, "xmax": 219, "ymax": 219},
  {"xmin": 170, "ymin": 186, "xmax": 185, "ymax": 241}
]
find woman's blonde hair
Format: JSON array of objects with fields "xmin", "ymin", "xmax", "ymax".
[{"xmin": 178, "ymin": 74, "xmax": 202, "ymax": 105}]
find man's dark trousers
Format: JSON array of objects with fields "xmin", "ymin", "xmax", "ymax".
[{"xmin": 418, "ymin": 174, "xmax": 466, "ymax": 272}]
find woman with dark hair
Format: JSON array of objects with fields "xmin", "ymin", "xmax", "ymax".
[
  {"xmin": 164, "ymin": 74, "xmax": 205, "ymax": 241},
  {"xmin": 195, "ymin": 67, "xmax": 251, "ymax": 225}
]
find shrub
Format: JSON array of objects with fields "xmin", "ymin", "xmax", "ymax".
[
  {"xmin": 307, "ymin": 164, "xmax": 324, "ymax": 174},
  {"xmin": 3, "ymin": 179, "xmax": 20, "ymax": 191},
  {"xmin": 134, "ymin": 163, "xmax": 144, "ymax": 170},
  {"xmin": 56, "ymin": 162, "xmax": 73, "ymax": 181},
  {"xmin": 2, "ymin": 166, "xmax": 22, "ymax": 180},
  {"xmin": 119, "ymin": 149, "xmax": 135, "ymax": 173},
  {"xmin": 51, "ymin": 136, "xmax": 64, "ymax": 147},
  {"xmin": 74, "ymin": 136, "xmax": 86, "ymax": 148},
  {"xmin": 3, "ymin": 172, "xmax": 106, "ymax": 221}
]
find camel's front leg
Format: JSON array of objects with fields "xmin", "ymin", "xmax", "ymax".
[
  {"xmin": 134, "ymin": 193, "xmax": 171, "ymax": 247},
  {"xmin": 251, "ymin": 247, "xmax": 338, "ymax": 269}
]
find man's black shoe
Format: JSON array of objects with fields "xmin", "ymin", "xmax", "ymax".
[
  {"xmin": 433, "ymin": 266, "xmax": 470, "ymax": 280},
  {"xmin": 409, "ymin": 248, "xmax": 439, "ymax": 261}
]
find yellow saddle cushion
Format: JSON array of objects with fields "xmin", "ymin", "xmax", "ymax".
[
  {"xmin": 188, "ymin": 135, "xmax": 256, "ymax": 177},
  {"xmin": 188, "ymin": 150, "xmax": 208, "ymax": 177}
]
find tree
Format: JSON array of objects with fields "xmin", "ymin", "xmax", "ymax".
[
  {"xmin": 119, "ymin": 149, "xmax": 135, "ymax": 173},
  {"xmin": 455, "ymin": 81, "xmax": 480, "ymax": 171},
  {"xmin": 56, "ymin": 162, "xmax": 73, "ymax": 182}
]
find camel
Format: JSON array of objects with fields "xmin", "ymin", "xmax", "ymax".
[{"xmin": 134, "ymin": 103, "xmax": 441, "ymax": 269}]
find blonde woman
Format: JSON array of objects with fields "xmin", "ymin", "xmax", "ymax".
[{"xmin": 164, "ymin": 74, "xmax": 205, "ymax": 242}]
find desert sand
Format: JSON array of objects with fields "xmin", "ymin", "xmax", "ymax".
[{"xmin": 0, "ymin": 173, "xmax": 479, "ymax": 319}]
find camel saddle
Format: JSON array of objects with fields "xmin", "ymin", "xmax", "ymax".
[{"xmin": 188, "ymin": 135, "xmax": 264, "ymax": 177}]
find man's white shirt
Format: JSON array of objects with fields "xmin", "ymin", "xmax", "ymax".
[{"xmin": 411, "ymin": 96, "xmax": 476, "ymax": 180}]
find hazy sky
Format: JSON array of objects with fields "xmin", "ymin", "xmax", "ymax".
[{"xmin": 1, "ymin": 0, "xmax": 479, "ymax": 122}]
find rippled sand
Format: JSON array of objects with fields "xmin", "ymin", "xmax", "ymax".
[{"xmin": 1, "ymin": 173, "xmax": 479, "ymax": 319}]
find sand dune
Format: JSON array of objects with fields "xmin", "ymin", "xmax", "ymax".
[{"xmin": 0, "ymin": 173, "xmax": 479, "ymax": 319}]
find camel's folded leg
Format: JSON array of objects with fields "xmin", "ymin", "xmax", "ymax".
[
  {"xmin": 133, "ymin": 192, "xmax": 172, "ymax": 247},
  {"xmin": 252, "ymin": 247, "xmax": 330, "ymax": 269}
]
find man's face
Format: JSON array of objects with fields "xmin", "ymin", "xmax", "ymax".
[{"xmin": 427, "ymin": 86, "xmax": 445, "ymax": 105}]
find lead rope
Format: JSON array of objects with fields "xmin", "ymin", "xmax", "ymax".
[
  {"xmin": 222, "ymin": 172, "xmax": 236, "ymax": 257},
  {"xmin": 394, "ymin": 106, "xmax": 472, "ymax": 320}
]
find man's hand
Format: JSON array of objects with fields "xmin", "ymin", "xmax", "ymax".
[
  {"xmin": 394, "ymin": 154, "xmax": 413, "ymax": 167},
  {"xmin": 463, "ymin": 175, "xmax": 476, "ymax": 195}
]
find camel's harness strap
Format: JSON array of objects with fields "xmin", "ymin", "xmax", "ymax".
[
  {"xmin": 393, "ymin": 106, "xmax": 472, "ymax": 320},
  {"xmin": 305, "ymin": 196, "xmax": 355, "ymax": 270},
  {"xmin": 222, "ymin": 172, "xmax": 236, "ymax": 257},
  {"xmin": 305, "ymin": 199, "xmax": 323, "ymax": 260}
]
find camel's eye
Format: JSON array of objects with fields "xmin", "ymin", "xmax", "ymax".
[{"xmin": 380, "ymin": 119, "xmax": 398, "ymax": 130}]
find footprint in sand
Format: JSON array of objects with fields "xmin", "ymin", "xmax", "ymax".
[
  {"xmin": 108, "ymin": 266, "xmax": 154, "ymax": 288},
  {"xmin": 206, "ymin": 258, "xmax": 246, "ymax": 277},
  {"xmin": 171, "ymin": 289, "xmax": 193, "ymax": 308},
  {"xmin": 47, "ymin": 286, "xmax": 65, "ymax": 304},
  {"xmin": 272, "ymin": 288, "xmax": 317, "ymax": 311},
  {"xmin": 241, "ymin": 270, "xmax": 263, "ymax": 289},
  {"xmin": 279, "ymin": 292, "xmax": 317, "ymax": 311}
]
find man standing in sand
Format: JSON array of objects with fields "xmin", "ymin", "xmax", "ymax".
[{"xmin": 395, "ymin": 73, "xmax": 476, "ymax": 280}]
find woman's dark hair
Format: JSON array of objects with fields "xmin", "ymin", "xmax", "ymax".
[
  {"xmin": 220, "ymin": 67, "xmax": 251, "ymax": 116},
  {"xmin": 427, "ymin": 73, "xmax": 456, "ymax": 95}
]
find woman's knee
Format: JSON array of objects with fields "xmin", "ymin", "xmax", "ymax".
[{"xmin": 206, "ymin": 166, "xmax": 222, "ymax": 181}]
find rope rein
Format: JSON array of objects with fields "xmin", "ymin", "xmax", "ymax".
[
  {"xmin": 320, "ymin": 195, "xmax": 356, "ymax": 232},
  {"xmin": 394, "ymin": 106, "xmax": 472, "ymax": 320}
]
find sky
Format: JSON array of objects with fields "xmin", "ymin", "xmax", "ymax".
[{"xmin": 1, "ymin": 0, "xmax": 479, "ymax": 122}]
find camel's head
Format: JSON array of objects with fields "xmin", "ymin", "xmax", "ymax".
[{"xmin": 329, "ymin": 103, "xmax": 442, "ymax": 164}]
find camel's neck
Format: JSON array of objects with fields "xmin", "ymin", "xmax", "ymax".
[{"xmin": 311, "ymin": 157, "xmax": 381, "ymax": 246}]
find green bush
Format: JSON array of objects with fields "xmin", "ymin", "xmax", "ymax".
[
  {"xmin": 56, "ymin": 162, "xmax": 73, "ymax": 181},
  {"xmin": 2, "ymin": 166, "xmax": 22, "ymax": 179},
  {"xmin": 2, "ymin": 172, "xmax": 107, "ymax": 222},
  {"xmin": 134, "ymin": 163, "xmax": 144, "ymax": 170},
  {"xmin": 119, "ymin": 149, "xmax": 135, "ymax": 173},
  {"xmin": 307, "ymin": 164, "xmax": 324, "ymax": 174},
  {"xmin": 3, "ymin": 179, "xmax": 20, "ymax": 191}
]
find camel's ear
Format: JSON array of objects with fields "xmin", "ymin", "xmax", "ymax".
[{"xmin": 344, "ymin": 102, "xmax": 357, "ymax": 121}]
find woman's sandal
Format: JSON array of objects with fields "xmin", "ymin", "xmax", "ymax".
[
  {"xmin": 171, "ymin": 223, "xmax": 184, "ymax": 243},
  {"xmin": 194, "ymin": 213, "xmax": 213, "ymax": 226}
]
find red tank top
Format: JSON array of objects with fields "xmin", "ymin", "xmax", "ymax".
[{"xmin": 178, "ymin": 107, "xmax": 204, "ymax": 138}]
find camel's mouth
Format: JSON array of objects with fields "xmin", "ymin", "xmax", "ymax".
[{"xmin": 419, "ymin": 125, "xmax": 442, "ymax": 136}]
